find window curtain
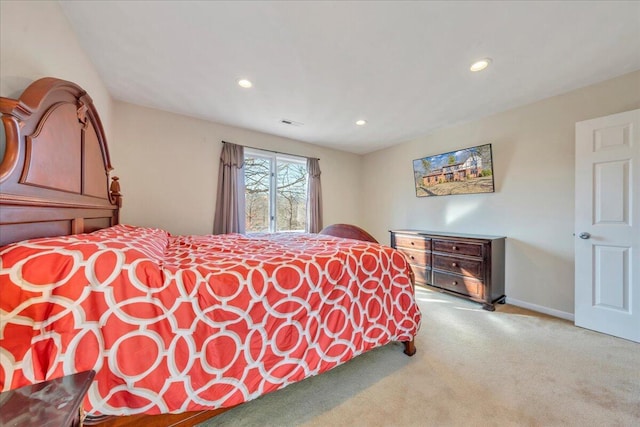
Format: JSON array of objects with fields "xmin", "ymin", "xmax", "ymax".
[
  {"xmin": 213, "ymin": 142, "xmax": 245, "ymax": 234},
  {"xmin": 306, "ymin": 158, "xmax": 323, "ymax": 233}
]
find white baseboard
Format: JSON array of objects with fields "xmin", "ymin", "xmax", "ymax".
[{"xmin": 506, "ymin": 297, "xmax": 574, "ymax": 322}]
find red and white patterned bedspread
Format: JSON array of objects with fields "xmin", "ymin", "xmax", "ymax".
[{"xmin": 0, "ymin": 224, "xmax": 421, "ymax": 416}]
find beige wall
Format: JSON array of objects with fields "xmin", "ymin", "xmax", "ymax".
[
  {"xmin": 112, "ymin": 101, "xmax": 362, "ymax": 236},
  {"xmin": 0, "ymin": 1, "xmax": 113, "ymax": 136},
  {"xmin": 361, "ymin": 71, "xmax": 640, "ymax": 318}
]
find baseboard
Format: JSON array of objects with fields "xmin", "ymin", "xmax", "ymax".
[{"xmin": 505, "ymin": 297, "xmax": 574, "ymax": 322}]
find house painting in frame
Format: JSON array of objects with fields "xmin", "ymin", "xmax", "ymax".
[{"xmin": 413, "ymin": 144, "xmax": 495, "ymax": 197}]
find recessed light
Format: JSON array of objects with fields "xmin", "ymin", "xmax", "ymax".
[
  {"xmin": 356, "ymin": 119, "xmax": 367, "ymax": 126},
  {"xmin": 238, "ymin": 79, "xmax": 253, "ymax": 88},
  {"xmin": 470, "ymin": 58, "xmax": 492, "ymax": 72}
]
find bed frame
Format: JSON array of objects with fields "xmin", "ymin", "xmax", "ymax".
[
  {"xmin": 0, "ymin": 77, "xmax": 225, "ymax": 426},
  {"xmin": 319, "ymin": 223, "xmax": 379, "ymax": 243},
  {"xmin": 0, "ymin": 78, "xmax": 415, "ymax": 426},
  {"xmin": 0, "ymin": 78, "xmax": 121, "ymax": 246}
]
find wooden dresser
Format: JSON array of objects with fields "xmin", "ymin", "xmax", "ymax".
[{"xmin": 390, "ymin": 230, "xmax": 506, "ymax": 311}]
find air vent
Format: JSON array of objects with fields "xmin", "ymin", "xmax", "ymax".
[{"xmin": 280, "ymin": 119, "xmax": 303, "ymax": 127}]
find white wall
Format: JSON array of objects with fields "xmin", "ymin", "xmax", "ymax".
[
  {"xmin": 0, "ymin": 1, "xmax": 113, "ymax": 136},
  {"xmin": 361, "ymin": 71, "xmax": 640, "ymax": 317},
  {"xmin": 112, "ymin": 101, "xmax": 362, "ymax": 236}
]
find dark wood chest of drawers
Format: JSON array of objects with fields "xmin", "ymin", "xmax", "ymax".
[{"xmin": 390, "ymin": 230, "xmax": 506, "ymax": 311}]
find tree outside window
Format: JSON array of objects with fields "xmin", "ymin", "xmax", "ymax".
[{"xmin": 244, "ymin": 149, "xmax": 307, "ymax": 232}]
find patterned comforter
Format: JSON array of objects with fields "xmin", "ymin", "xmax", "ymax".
[{"xmin": 0, "ymin": 225, "xmax": 421, "ymax": 416}]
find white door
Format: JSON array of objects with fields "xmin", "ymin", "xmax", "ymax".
[{"xmin": 575, "ymin": 109, "xmax": 640, "ymax": 343}]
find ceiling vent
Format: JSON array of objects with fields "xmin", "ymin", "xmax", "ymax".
[{"xmin": 280, "ymin": 119, "xmax": 303, "ymax": 127}]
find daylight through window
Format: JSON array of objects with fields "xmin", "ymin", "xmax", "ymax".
[{"xmin": 244, "ymin": 149, "xmax": 308, "ymax": 232}]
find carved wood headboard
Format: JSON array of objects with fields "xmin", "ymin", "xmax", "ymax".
[{"xmin": 0, "ymin": 77, "xmax": 121, "ymax": 246}]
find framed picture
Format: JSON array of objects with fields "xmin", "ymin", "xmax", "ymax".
[{"xmin": 413, "ymin": 144, "xmax": 495, "ymax": 197}]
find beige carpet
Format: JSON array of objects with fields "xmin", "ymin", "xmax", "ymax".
[{"xmin": 199, "ymin": 287, "xmax": 640, "ymax": 427}]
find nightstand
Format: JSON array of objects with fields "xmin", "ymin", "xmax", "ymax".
[{"xmin": 0, "ymin": 370, "xmax": 95, "ymax": 427}]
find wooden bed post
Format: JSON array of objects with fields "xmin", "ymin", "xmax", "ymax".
[
  {"xmin": 110, "ymin": 176, "xmax": 122, "ymax": 224},
  {"xmin": 403, "ymin": 339, "xmax": 416, "ymax": 357},
  {"xmin": 109, "ymin": 176, "xmax": 122, "ymax": 206}
]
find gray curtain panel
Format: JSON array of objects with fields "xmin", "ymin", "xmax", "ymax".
[
  {"xmin": 306, "ymin": 158, "xmax": 323, "ymax": 233},
  {"xmin": 213, "ymin": 142, "xmax": 245, "ymax": 234}
]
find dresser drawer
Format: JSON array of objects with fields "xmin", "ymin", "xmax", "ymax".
[
  {"xmin": 432, "ymin": 254, "xmax": 483, "ymax": 279},
  {"xmin": 391, "ymin": 230, "xmax": 505, "ymax": 310},
  {"xmin": 433, "ymin": 271, "xmax": 482, "ymax": 298},
  {"xmin": 433, "ymin": 239, "xmax": 483, "ymax": 257},
  {"xmin": 410, "ymin": 265, "xmax": 431, "ymax": 285},
  {"xmin": 398, "ymin": 247, "xmax": 430, "ymax": 267},
  {"xmin": 394, "ymin": 234, "xmax": 431, "ymax": 251}
]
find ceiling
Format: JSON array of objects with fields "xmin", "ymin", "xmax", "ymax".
[{"xmin": 59, "ymin": 1, "xmax": 640, "ymax": 154}]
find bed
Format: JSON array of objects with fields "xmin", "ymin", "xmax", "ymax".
[{"xmin": 0, "ymin": 78, "xmax": 421, "ymax": 426}]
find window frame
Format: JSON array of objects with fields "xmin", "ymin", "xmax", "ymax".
[{"xmin": 244, "ymin": 148, "xmax": 308, "ymax": 233}]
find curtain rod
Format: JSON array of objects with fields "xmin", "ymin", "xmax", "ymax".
[{"xmin": 222, "ymin": 141, "xmax": 320, "ymax": 161}]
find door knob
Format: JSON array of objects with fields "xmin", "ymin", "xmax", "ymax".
[{"xmin": 579, "ymin": 232, "xmax": 591, "ymax": 239}]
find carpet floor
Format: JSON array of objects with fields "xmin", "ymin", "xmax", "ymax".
[{"xmin": 199, "ymin": 287, "xmax": 640, "ymax": 427}]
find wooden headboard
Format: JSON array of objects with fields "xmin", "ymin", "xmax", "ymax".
[{"xmin": 0, "ymin": 78, "xmax": 121, "ymax": 246}]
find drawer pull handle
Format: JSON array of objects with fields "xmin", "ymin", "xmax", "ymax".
[
  {"xmin": 452, "ymin": 246, "xmax": 458, "ymax": 251},
  {"xmin": 411, "ymin": 241, "xmax": 415, "ymax": 245},
  {"xmin": 452, "ymin": 262, "xmax": 458, "ymax": 267},
  {"xmin": 452, "ymin": 281, "xmax": 458, "ymax": 286},
  {"xmin": 410, "ymin": 255, "xmax": 415, "ymax": 260}
]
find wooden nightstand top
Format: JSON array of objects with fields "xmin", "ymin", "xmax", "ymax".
[{"xmin": 0, "ymin": 370, "xmax": 95, "ymax": 427}]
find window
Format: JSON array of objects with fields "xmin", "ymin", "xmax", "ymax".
[{"xmin": 244, "ymin": 149, "xmax": 308, "ymax": 232}]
